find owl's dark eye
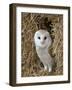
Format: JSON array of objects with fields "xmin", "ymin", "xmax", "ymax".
[
  {"xmin": 44, "ymin": 36, "xmax": 47, "ymax": 40},
  {"xmin": 38, "ymin": 36, "xmax": 40, "ymax": 39}
]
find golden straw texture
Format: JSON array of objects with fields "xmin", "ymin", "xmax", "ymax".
[{"xmin": 21, "ymin": 13, "xmax": 63, "ymax": 77}]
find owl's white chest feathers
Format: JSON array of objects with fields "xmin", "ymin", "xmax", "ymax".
[{"xmin": 36, "ymin": 47, "xmax": 52, "ymax": 65}]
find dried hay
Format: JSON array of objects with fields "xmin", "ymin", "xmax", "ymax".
[{"xmin": 21, "ymin": 13, "xmax": 63, "ymax": 77}]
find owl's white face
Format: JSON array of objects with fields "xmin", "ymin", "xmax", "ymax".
[{"xmin": 34, "ymin": 30, "xmax": 52, "ymax": 48}]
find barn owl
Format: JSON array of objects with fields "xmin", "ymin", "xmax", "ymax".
[{"xmin": 34, "ymin": 30, "xmax": 53, "ymax": 72}]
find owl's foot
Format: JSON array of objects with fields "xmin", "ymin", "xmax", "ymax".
[
  {"xmin": 48, "ymin": 67, "xmax": 52, "ymax": 72},
  {"xmin": 44, "ymin": 65, "xmax": 47, "ymax": 71},
  {"xmin": 44, "ymin": 65, "xmax": 52, "ymax": 72}
]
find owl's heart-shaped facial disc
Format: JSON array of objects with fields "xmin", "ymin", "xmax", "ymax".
[{"xmin": 34, "ymin": 30, "xmax": 52, "ymax": 48}]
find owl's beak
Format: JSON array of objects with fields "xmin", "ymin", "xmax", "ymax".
[{"xmin": 41, "ymin": 41, "xmax": 44, "ymax": 44}]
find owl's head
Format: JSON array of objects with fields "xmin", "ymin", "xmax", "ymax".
[{"xmin": 34, "ymin": 30, "xmax": 52, "ymax": 48}]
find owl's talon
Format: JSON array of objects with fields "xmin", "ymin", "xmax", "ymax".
[
  {"xmin": 49, "ymin": 67, "xmax": 52, "ymax": 72},
  {"xmin": 44, "ymin": 65, "xmax": 47, "ymax": 71}
]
